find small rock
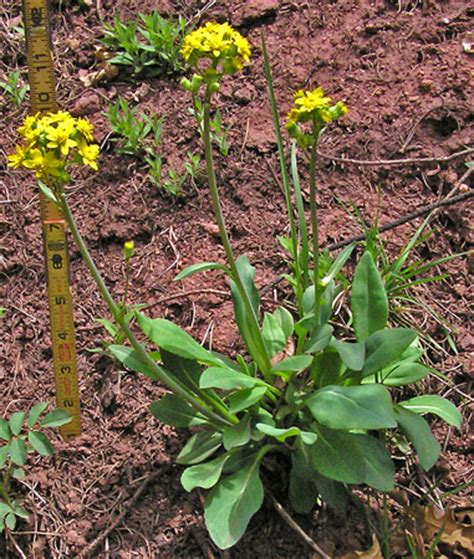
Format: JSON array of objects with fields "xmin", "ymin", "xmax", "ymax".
[
  {"xmin": 70, "ymin": 92, "xmax": 101, "ymax": 116},
  {"xmin": 234, "ymin": 86, "xmax": 253, "ymax": 104},
  {"xmin": 419, "ymin": 79, "xmax": 434, "ymax": 92},
  {"xmin": 233, "ymin": 0, "xmax": 279, "ymax": 26},
  {"xmin": 201, "ymin": 221, "xmax": 220, "ymax": 238}
]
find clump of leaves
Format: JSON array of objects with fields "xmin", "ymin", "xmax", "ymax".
[
  {"xmin": 0, "ymin": 404, "xmax": 71, "ymax": 533},
  {"xmin": 101, "ymin": 12, "xmax": 187, "ymax": 76},
  {"xmin": 0, "ymin": 71, "xmax": 29, "ymax": 107}
]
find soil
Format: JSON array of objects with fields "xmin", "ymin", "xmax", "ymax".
[{"xmin": 0, "ymin": 0, "xmax": 473, "ymax": 558}]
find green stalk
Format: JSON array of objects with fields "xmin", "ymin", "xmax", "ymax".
[
  {"xmin": 309, "ymin": 130, "xmax": 320, "ymax": 324},
  {"xmin": 201, "ymin": 89, "xmax": 272, "ymax": 379},
  {"xmin": 57, "ymin": 191, "xmax": 237, "ymax": 427}
]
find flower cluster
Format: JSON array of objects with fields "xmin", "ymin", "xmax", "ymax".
[
  {"xmin": 180, "ymin": 22, "xmax": 251, "ymax": 75},
  {"xmin": 7, "ymin": 111, "xmax": 99, "ymax": 181},
  {"xmin": 286, "ymin": 87, "xmax": 347, "ymax": 146}
]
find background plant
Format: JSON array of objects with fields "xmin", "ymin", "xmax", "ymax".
[
  {"xmin": 101, "ymin": 12, "xmax": 187, "ymax": 76},
  {"xmin": 0, "ymin": 404, "xmax": 71, "ymax": 533},
  {"xmin": 0, "ymin": 71, "xmax": 29, "ymax": 107}
]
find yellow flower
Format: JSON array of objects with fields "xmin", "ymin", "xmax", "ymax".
[
  {"xmin": 181, "ymin": 22, "xmax": 251, "ymax": 74},
  {"xmin": 21, "ymin": 149, "xmax": 63, "ymax": 179},
  {"xmin": 46, "ymin": 120, "xmax": 77, "ymax": 156},
  {"xmin": 286, "ymin": 87, "xmax": 347, "ymax": 128},
  {"xmin": 76, "ymin": 117, "xmax": 94, "ymax": 141},
  {"xmin": 78, "ymin": 143, "xmax": 99, "ymax": 170},
  {"xmin": 7, "ymin": 145, "xmax": 27, "ymax": 168}
]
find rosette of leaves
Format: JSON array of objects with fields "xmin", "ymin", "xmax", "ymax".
[
  {"xmin": 108, "ymin": 252, "xmax": 461, "ymax": 550},
  {"xmin": 0, "ymin": 404, "xmax": 71, "ymax": 533}
]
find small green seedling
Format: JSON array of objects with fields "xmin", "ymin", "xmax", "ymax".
[
  {"xmin": 0, "ymin": 404, "xmax": 71, "ymax": 533},
  {"xmin": 0, "ymin": 71, "xmax": 29, "ymax": 107}
]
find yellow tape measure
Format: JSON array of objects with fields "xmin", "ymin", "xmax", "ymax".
[{"xmin": 23, "ymin": 0, "xmax": 81, "ymax": 438}]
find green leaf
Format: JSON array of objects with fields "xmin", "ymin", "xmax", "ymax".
[
  {"xmin": 304, "ymin": 324, "xmax": 333, "ymax": 353},
  {"xmin": 352, "ymin": 251, "xmax": 388, "ymax": 341},
  {"xmin": 271, "ymin": 355, "xmax": 313, "ymax": 374},
  {"xmin": 0, "ymin": 419, "xmax": 10, "ymax": 441},
  {"xmin": 376, "ymin": 363, "xmax": 431, "ymax": 386},
  {"xmin": 262, "ymin": 312, "xmax": 286, "ymax": 357},
  {"xmin": 108, "ymin": 345, "xmax": 160, "ymax": 381},
  {"xmin": 0, "ymin": 445, "xmax": 9, "ymax": 468},
  {"xmin": 9, "ymin": 438, "xmax": 27, "ymax": 466},
  {"xmin": 273, "ymin": 307, "xmax": 294, "ymax": 338},
  {"xmin": 11, "ymin": 502, "xmax": 29, "ymax": 519},
  {"xmin": 256, "ymin": 424, "xmax": 317, "ymax": 445},
  {"xmin": 353, "ymin": 435, "xmax": 395, "ymax": 492},
  {"xmin": 312, "ymin": 471, "xmax": 349, "ymax": 512},
  {"xmin": 181, "ymin": 453, "xmax": 230, "ymax": 492},
  {"xmin": 310, "ymin": 348, "xmax": 343, "ymax": 388},
  {"xmin": 200, "ymin": 368, "xmax": 258, "ymax": 390},
  {"xmin": 330, "ymin": 339, "xmax": 366, "ymax": 371},
  {"xmin": 362, "ymin": 328, "xmax": 417, "ymax": 376},
  {"xmin": 176, "ymin": 431, "xmax": 222, "ymax": 465},
  {"xmin": 28, "ymin": 431, "xmax": 54, "ymax": 456},
  {"xmin": 150, "ymin": 395, "xmax": 208, "ymax": 428},
  {"xmin": 311, "ymin": 427, "xmax": 366, "ymax": 484},
  {"xmin": 223, "ymin": 415, "xmax": 251, "ymax": 451},
  {"xmin": 289, "ymin": 468, "xmax": 316, "ymax": 514},
  {"xmin": 204, "ymin": 454, "xmax": 264, "ymax": 549},
  {"xmin": 12, "ymin": 467, "xmax": 25, "ymax": 480},
  {"xmin": 174, "ymin": 262, "xmax": 227, "ymax": 281},
  {"xmin": 321, "ymin": 243, "xmax": 356, "ymax": 286},
  {"xmin": 136, "ymin": 314, "xmax": 225, "ymax": 367},
  {"xmin": 27, "ymin": 402, "xmax": 49, "ymax": 428},
  {"xmin": 9, "ymin": 412, "xmax": 25, "ymax": 436},
  {"xmin": 160, "ymin": 350, "xmax": 203, "ymax": 393},
  {"xmin": 399, "ymin": 396, "xmax": 462, "ymax": 429},
  {"xmin": 5, "ymin": 513, "xmax": 16, "ymax": 531},
  {"xmin": 40, "ymin": 409, "xmax": 72, "ymax": 429},
  {"xmin": 394, "ymin": 405, "xmax": 440, "ymax": 471},
  {"xmin": 307, "ymin": 385, "xmax": 396, "ymax": 430},
  {"xmin": 227, "ymin": 387, "xmax": 267, "ymax": 414},
  {"xmin": 38, "ymin": 180, "xmax": 58, "ymax": 203}
]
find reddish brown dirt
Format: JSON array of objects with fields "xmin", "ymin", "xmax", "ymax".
[{"xmin": 0, "ymin": 1, "xmax": 472, "ymax": 557}]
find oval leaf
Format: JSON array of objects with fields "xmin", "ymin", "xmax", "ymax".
[
  {"xmin": 9, "ymin": 412, "xmax": 25, "ymax": 436},
  {"xmin": 150, "ymin": 395, "xmax": 208, "ymax": 428},
  {"xmin": 307, "ymin": 385, "xmax": 396, "ymax": 430},
  {"xmin": 27, "ymin": 403, "xmax": 49, "ymax": 429},
  {"xmin": 177, "ymin": 431, "xmax": 222, "ymax": 465},
  {"xmin": 352, "ymin": 252, "xmax": 388, "ymax": 342},
  {"xmin": 0, "ymin": 419, "xmax": 11, "ymax": 442},
  {"xmin": 330, "ymin": 339, "xmax": 366, "ymax": 371},
  {"xmin": 399, "ymin": 395, "xmax": 462, "ymax": 429},
  {"xmin": 108, "ymin": 345, "xmax": 160, "ymax": 381},
  {"xmin": 353, "ymin": 434, "xmax": 395, "ymax": 492},
  {"xmin": 28, "ymin": 431, "xmax": 54, "ymax": 456},
  {"xmin": 271, "ymin": 355, "xmax": 313, "ymax": 374},
  {"xmin": 223, "ymin": 416, "xmax": 251, "ymax": 451},
  {"xmin": 227, "ymin": 387, "xmax": 267, "ymax": 414},
  {"xmin": 204, "ymin": 455, "xmax": 264, "ymax": 549},
  {"xmin": 40, "ymin": 409, "xmax": 72, "ymax": 429},
  {"xmin": 200, "ymin": 368, "xmax": 258, "ymax": 391},
  {"xmin": 9, "ymin": 438, "xmax": 27, "ymax": 466},
  {"xmin": 363, "ymin": 328, "xmax": 417, "ymax": 376},
  {"xmin": 181, "ymin": 453, "xmax": 230, "ymax": 492}
]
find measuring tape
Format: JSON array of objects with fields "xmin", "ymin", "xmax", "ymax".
[{"xmin": 23, "ymin": 0, "xmax": 81, "ymax": 438}]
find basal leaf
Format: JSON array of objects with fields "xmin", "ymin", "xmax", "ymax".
[
  {"xmin": 227, "ymin": 387, "xmax": 267, "ymax": 414},
  {"xmin": 271, "ymin": 355, "xmax": 313, "ymax": 374},
  {"xmin": 330, "ymin": 339, "xmax": 366, "ymax": 371},
  {"xmin": 204, "ymin": 454, "xmax": 264, "ymax": 549},
  {"xmin": 181, "ymin": 453, "xmax": 230, "ymax": 492},
  {"xmin": 352, "ymin": 252, "xmax": 388, "ymax": 341},
  {"xmin": 312, "ymin": 471, "xmax": 349, "ymax": 512},
  {"xmin": 304, "ymin": 324, "xmax": 333, "ymax": 354},
  {"xmin": 394, "ymin": 405, "xmax": 440, "ymax": 471},
  {"xmin": 399, "ymin": 395, "xmax": 462, "ymax": 429},
  {"xmin": 160, "ymin": 350, "xmax": 202, "ymax": 393},
  {"xmin": 9, "ymin": 438, "xmax": 27, "ymax": 466},
  {"xmin": 174, "ymin": 262, "xmax": 227, "ymax": 281},
  {"xmin": 108, "ymin": 344, "xmax": 160, "ymax": 381},
  {"xmin": 255, "ymin": 424, "xmax": 317, "ymax": 444},
  {"xmin": 379, "ymin": 363, "xmax": 431, "ymax": 386},
  {"xmin": 311, "ymin": 426, "xmax": 366, "ymax": 484},
  {"xmin": 0, "ymin": 419, "xmax": 10, "ymax": 442},
  {"xmin": 223, "ymin": 415, "xmax": 251, "ymax": 451},
  {"xmin": 273, "ymin": 307, "xmax": 294, "ymax": 338},
  {"xmin": 150, "ymin": 395, "xmax": 208, "ymax": 428},
  {"xmin": 176, "ymin": 431, "xmax": 222, "ymax": 465},
  {"xmin": 200, "ymin": 368, "xmax": 258, "ymax": 391},
  {"xmin": 307, "ymin": 385, "xmax": 396, "ymax": 430},
  {"xmin": 362, "ymin": 328, "xmax": 417, "ymax": 376},
  {"xmin": 353, "ymin": 434, "xmax": 395, "ymax": 492},
  {"xmin": 262, "ymin": 312, "xmax": 286, "ymax": 357},
  {"xmin": 289, "ymin": 468, "xmax": 316, "ymax": 514}
]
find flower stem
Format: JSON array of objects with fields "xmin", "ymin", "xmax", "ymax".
[
  {"xmin": 309, "ymin": 132, "xmax": 320, "ymax": 324},
  {"xmin": 57, "ymin": 191, "xmax": 237, "ymax": 427},
  {"xmin": 202, "ymin": 90, "xmax": 272, "ymax": 379}
]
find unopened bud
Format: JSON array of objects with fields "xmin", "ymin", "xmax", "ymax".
[{"xmin": 123, "ymin": 240, "xmax": 135, "ymax": 259}]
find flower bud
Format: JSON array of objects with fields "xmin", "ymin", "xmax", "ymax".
[
  {"xmin": 123, "ymin": 240, "xmax": 135, "ymax": 260},
  {"xmin": 180, "ymin": 77, "xmax": 193, "ymax": 91}
]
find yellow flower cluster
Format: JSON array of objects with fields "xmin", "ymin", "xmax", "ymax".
[
  {"xmin": 287, "ymin": 87, "xmax": 348, "ymax": 127},
  {"xmin": 8, "ymin": 111, "xmax": 99, "ymax": 180},
  {"xmin": 181, "ymin": 22, "xmax": 251, "ymax": 74}
]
